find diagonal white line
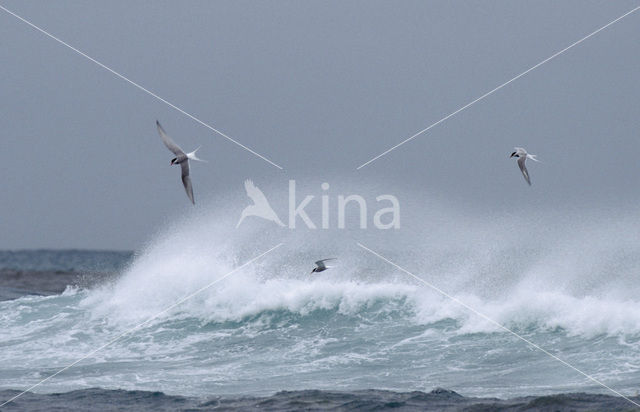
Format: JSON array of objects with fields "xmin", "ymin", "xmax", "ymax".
[
  {"xmin": 0, "ymin": 243, "xmax": 284, "ymax": 408},
  {"xmin": 356, "ymin": 242, "xmax": 640, "ymax": 408},
  {"xmin": 356, "ymin": 5, "xmax": 640, "ymax": 170},
  {"xmin": 0, "ymin": 3, "xmax": 284, "ymax": 170}
]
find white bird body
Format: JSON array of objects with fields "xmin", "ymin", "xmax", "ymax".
[
  {"xmin": 156, "ymin": 120, "xmax": 205, "ymax": 204},
  {"xmin": 510, "ymin": 147, "xmax": 539, "ymax": 186},
  {"xmin": 236, "ymin": 180, "xmax": 284, "ymax": 227}
]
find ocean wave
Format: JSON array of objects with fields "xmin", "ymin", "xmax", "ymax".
[
  {"xmin": 77, "ymin": 267, "xmax": 640, "ymax": 339},
  {"xmin": 74, "ymin": 193, "xmax": 640, "ymax": 339}
]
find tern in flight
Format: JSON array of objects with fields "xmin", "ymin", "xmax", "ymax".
[
  {"xmin": 236, "ymin": 180, "xmax": 285, "ymax": 227},
  {"xmin": 311, "ymin": 258, "xmax": 336, "ymax": 274},
  {"xmin": 157, "ymin": 120, "xmax": 204, "ymax": 204},
  {"xmin": 510, "ymin": 147, "xmax": 539, "ymax": 186}
]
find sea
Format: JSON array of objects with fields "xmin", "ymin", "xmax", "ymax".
[{"xmin": 1, "ymin": 207, "xmax": 640, "ymax": 411}]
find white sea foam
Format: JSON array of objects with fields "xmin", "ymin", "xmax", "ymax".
[{"xmin": 79, "ymin": 184, "xmax": 640, "ymax": 339}]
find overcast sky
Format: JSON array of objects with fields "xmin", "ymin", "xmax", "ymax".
[{"xmin": 1, "ymin": 1, "xmax": 638, "ymax": 250}]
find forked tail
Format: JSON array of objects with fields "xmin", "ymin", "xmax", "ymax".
[{"xmin": 187, "ymin": 146, "xmax": 206, "ymax": 162}]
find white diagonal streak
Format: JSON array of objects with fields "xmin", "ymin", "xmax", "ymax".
[
  {"xmin": 356, "ymin": 5, "xmax": 640, "ymax": 169},
  {"xmin": 0, "ymin": 3, "xmax": 283, "ymax": 170},
  {"xmin": 0, "ymin": 242, "xmax": 284, "ymax": 407},
  {"xmin": 356, "ymin": 242, "xmax": 640, "ymax": 408}
]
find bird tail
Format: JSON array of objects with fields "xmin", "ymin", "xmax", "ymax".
[
  {"xmin": 527, "ymin": 154, "xmax": 540, "ymax": 162},
  {"xmin": 187, "ymin": 147, "xmax": 206, "ymax": 162}
]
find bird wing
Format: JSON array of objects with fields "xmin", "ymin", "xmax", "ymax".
[
  {"xmin": 244, "ymin": 180, "xmax": 270, "ymax": 207},
  {"xmin": 181, "ymin": 161, "xmax": 195, "ymax": 204},
  {"xmin": 517, "ymin": 156, "xmax": 531, "ymax": 186},
  {"xmin": 157, "ymin": 120, "xmax": 185, "ymax": 156},
  {"xmin": 315, "ymin": 258, "xmax": 336, "ymax": 269}
]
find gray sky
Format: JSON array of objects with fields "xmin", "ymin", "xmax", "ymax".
[{"xmin": 1, "ymin": 0, "xmax": 638, "ymax": 250}]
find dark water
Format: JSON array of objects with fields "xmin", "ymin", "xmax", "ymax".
[
  {"xmin": 0, "ymin": 250, "xmax": 131, "ymax": 300},
  {"xmin": 2, "ymin": 388, "xmax": 638, "ymax": 411},
  {"xmin": 0, "ymin": 250, "xmax": 132, "ymax": 273}
]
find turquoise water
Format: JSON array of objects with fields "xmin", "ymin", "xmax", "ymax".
[{"xmin": 2, "ymin": 282, "xmax": 639, "ymax": 399}]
